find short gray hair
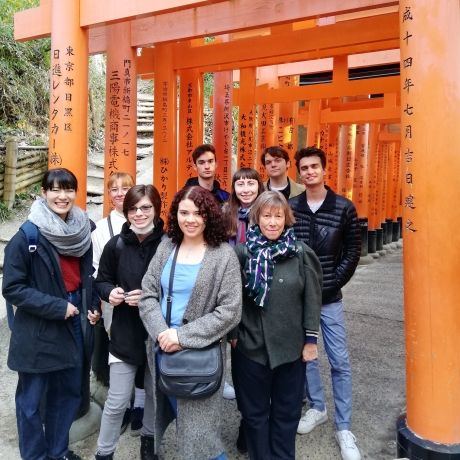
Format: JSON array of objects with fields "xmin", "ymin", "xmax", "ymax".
[{"xmin": 249, "ymin": 190, "xmax": 295, "ymax": 227}]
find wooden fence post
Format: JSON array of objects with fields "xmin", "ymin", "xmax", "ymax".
[{"xmin": 4, "ymin": 137, "xmax": 18, "ymax": 209}]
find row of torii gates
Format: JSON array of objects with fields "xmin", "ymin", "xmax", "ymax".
[{"xmin": 15, "ymin": 1, "xmax": 460, "ymax": 458}]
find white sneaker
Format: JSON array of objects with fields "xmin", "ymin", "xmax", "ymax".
[
  {"xmin": 223, "ymin": 381, "xmax": 236, "ymax": 400},
  {"xmin": 335, "ymin": 430, "xmax": 361, "ymax": 460},
  {"xmin": 297, "ymin": 408, "xmax": 328, "ymax": 434}
]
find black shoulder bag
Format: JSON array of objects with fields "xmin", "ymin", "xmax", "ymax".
[{"xmin": 157, "ymin": 246, "xmax": 223, "ymax": 400}]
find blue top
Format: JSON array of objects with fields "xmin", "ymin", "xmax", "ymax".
[{"xmin": 160, "ymin": 252, "xmax": 201, "ymax": 328}]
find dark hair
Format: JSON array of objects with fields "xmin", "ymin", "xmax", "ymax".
[
  {"xmin": 41, "ymin": 168, "xmax": 78, "ymax": 192},
  {"xmin": 192, "ymin": 144, "xmax": 216, "ymax": 164},
  {"xmin": 168, "ymin": 186, "xmax": 227, "ymax": 246},
  {"xmin": 261, "ymin": 146, "xmax": 290, "ymax": 166},
  {"xmin": 294, "ymin": 146, "xmax": 327, "ymax": 171},
  {"xmin": 224, "ymin": 168, "xmax": 264, "ymax": 238},
  {"xmin": 123, "ymin": 184, "xmax": 162, "ymax": 224}
]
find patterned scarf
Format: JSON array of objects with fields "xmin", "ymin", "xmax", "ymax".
[
  {"xmin": 245, "ymin": 224, "xmax": 298, "ymax": 307},
  {"xmin": 236, "ymin": 207, "xmax": 251, "ymax": 243}
]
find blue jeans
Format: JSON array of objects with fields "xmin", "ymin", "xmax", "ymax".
[
  {"xmin": 305, "ymin": 300, "xmax": 352, "ymax": 431},
  {"xmin": 16, "ymin": 366, "xmax": 82, "ymax": 460},
  {"xmin": 15, "ymin": 290, "xmax": 83, "ymax": 460}
]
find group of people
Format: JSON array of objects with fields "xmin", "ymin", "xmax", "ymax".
[{"xmin": 2, "ymin": 142, "xmax": 361, "ymax": 460}]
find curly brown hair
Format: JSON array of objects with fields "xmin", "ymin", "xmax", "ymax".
[{"xmin": 167, "ymin": 186, "xmax": 227, "ymax": 246}]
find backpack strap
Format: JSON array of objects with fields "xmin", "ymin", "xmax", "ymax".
[
  {"xmin": 8, "ymin": 221, "xmax": 39, "ymax": 330},
  {"xmin": 107, "ymin": 213, "xmax": 114, "ymax": 238},
  {"xmin": 20, "ymin": 221, "xmax": 39, "ymax": 253}
]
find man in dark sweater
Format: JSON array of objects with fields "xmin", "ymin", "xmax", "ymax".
[
  {"xmin": 289, "ymin": 146, "xmax": 361, "ymax": 460},
  {"xmin": 183, "ymin": 144, "xmax": 229, "ymax": 204}
]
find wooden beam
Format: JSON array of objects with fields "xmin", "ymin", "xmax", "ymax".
[
  {"xmin": 15, "ymin": 0, "xmax": 398, "ymax": 45},
  {"xmin": 81, "ymin": 0, "xmax": 227, "ymax": 28},
  {"xmin": 320, "ymin": 105, "xmax": 399, "ymax": 124},
  {"xmin": 254, "ymin": 75, "xmax": 400, "ymax": 103},
  {"xmin": 171, "ymin": 13, "xmax": 399, "ymax": 71},
  {"xmin": 131, "ymin": 0, "xmax": 398, "ymax": 46},
  {"xmin": 14, "ymin": 0, "xmax": 50, "ymax": 41}
]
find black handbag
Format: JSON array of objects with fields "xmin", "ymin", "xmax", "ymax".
[{"xmin": 157, "ymin": 246, "xmax": 223, "ymax": 400}]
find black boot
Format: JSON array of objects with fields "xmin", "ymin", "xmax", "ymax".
[
  {"xmin": 140, "ymin": 435, "xmax": 158, "ymax": 460},
  {"xmin": 95, "ymin": 453, "xmax": 114, "ymax": 460}
]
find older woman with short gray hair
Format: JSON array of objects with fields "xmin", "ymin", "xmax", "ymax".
[{"xmin": 232, "ymin": 190, "xmax": 323, "ymax": 460}]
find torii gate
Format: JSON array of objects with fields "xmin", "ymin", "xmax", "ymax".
[{"xmin": 14, "ymin": 1, "xmax": 460, "ymax": 458}]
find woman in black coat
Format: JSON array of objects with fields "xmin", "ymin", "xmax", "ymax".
[
  {"xmin": 94, "ymin": 184, "xmax": 164, "ymax": 460},
  {"xmin": 2, "ymin": 168, "xmax": 99, "ymax": 460}
]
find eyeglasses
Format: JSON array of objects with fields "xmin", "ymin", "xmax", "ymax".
[{"xmin": 127, "ymin": 205, "xmax": 153, "ymax": 214}]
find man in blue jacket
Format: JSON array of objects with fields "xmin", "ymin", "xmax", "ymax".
[
  {"xmin": 2, "ymin": 168, "xmax": 100, "ymax": 460},
  {"xmin": 289, "ymin": 147, "xmax": 361, "ymax": 460}
]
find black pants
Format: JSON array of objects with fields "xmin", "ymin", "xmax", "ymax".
[{"xmin": 233, "ymin": 348, "xmax": 305, "ymax": 460}]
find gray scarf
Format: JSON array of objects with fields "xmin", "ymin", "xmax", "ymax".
[{"xmin": 28, "ymin": 198, "xmax": 92, "ymax": 257}]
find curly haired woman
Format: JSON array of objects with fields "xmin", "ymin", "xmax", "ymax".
[{"xmin": 139, "ymin": 186, "xmax": 242, "ymax": 460}]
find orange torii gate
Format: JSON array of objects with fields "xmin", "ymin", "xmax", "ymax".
[{"xmin": 13, "ymin": 1, "xmax": 460, "ymax": 458}]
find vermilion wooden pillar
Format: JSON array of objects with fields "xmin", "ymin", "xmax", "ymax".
[
  {"xmin": 378, "ymin": 142, "xmax": 389, "ymax": 244},
  {"xmin": 153, "ymin": 43, "xmax": 177, "ymax": 218},
  {"xmin": 49, "ymin": 0, "xmax": 88, "ymax": 208},
  {"xmin": 325, "ymin": 124, "xmax": 339, "ymax": 192},
  {"xmin": 255, "ymin": 66, "xmax": 278, "ymax": 181},
  {"xmin": 367, "ymin": 123, "xmax": 380, "ymax": 254},
  {"xmin": 306, "ymin": 99, "xmax": 321, "ymax": 148},
  {"xmin": 103, "ymin": 22, "xmax": 137, "ymax": 216},
  {"xmin": 384, "ymin": 142, "xmax": 397, "ymax": 243},
  {"xmin": 278, "ymin": 76, "xmax": 299, "ymax": 179},
  {"xmin": 237, "ymin": 68, "xmax": 256, "ymax": 169},
  {"xmin": 353, "ymin": 123, "xmax": 370, "ymax": 258},
  {"xmin": 213, "ymin": 71, "xmax": 233, "ymax": 190},
  {"xmin": 178, "ymin": 69, "xmax": 203, "ymax": 188},
  {"xmin": 397, "ymin": 2, "xmax": 460, "ymax": 457},
  {"xmin": 337, "ymin": 124, "xmax": 356, "ymax": 200}
]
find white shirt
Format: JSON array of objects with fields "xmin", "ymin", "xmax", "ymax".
[{"xmin": 91, "ymin": 209, "xmax": 126, "ymax": 277}]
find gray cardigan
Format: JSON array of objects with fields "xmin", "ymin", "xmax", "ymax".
[
  {"xmin": 235, "ymin": 241, "xmax": 322, "ymax": 369},
  {"xmin": 139, "ymin": 238, "xmax": 242, "ymax": 459}
]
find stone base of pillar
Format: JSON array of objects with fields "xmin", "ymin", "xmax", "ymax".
[
  {"xmin": 392, "ymin": 221, "xmax": 400, "ymax": 241},
  {"xmin": 376, "ymin": 228, "xmax": 384, "ymax": 251},
  {"xmin": 359, "ymin": 254, "xmax": 374, "ymax": 265},
  {"xmin": 359, "ymin": 218, "xmax": 369, "ymax": 256},
  {"xmin": 397, "ymin": 415, "xmax": 460, "ymax": 459},
  {"xmin": 368, "ymin": 230, "xmax": 377, "ymax": 254},
  {"xmin": 69, "ymin": 401, "xmax": 102, "ymax": 443}
]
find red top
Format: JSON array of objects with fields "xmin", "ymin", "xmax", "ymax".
[{"xmin": 60, "ymin": 255, "xmax": 81, "ymax": 292}]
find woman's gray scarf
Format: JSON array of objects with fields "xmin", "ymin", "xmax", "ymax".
[{"xmin": 28, "ymin": 198, "xmax": 92, "ymax": 257}]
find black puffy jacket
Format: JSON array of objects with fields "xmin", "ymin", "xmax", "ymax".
[
  {"xmin": 289, "ymin": 187, "xmax": 361, "ymax": 304},
  {"xmin": 3, "ymin": 223, "xmax": 98, "ymax": 373}
]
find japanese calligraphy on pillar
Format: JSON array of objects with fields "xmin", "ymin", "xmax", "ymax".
[
  {"xmin": 326, "ymin": 124, "xmax": 339, "ymax": 190},
  {"xmin": 50, "ymin": 45, "xmax": 76, "ymax": 166},
  {"xmin": 353, "ymin": 124, "xmax": 369, "ymax": 216},
  {"xmin": 185, "ymin": 82, "xmax": 195, "ymax": 178},
  {"xmin": 344, "ymin": 124, "xmax": 356, "ymax": 200},
  {"xmin": 159, "ymin": 81, "xmax": 170, "ymax": 213},
  {"xmin": 256, "ymin": 103, "xmax": 274, "ymax": 180},
  {"xmin": 238, "ymin": 109, "xmax": 254, "ymax": 168},
  {"xmin": 401, "ymin": 5, "xmax": 416, "ymax": 233},
  {"xmin": 277, "ymin": 76, "xmax": 298, "ymax": 169},
  {"xmin": 220, "ymin": 82, "xmax": 232, "ymax": 188},
  {"xmin": 107, "ymin": 59, "xmax": 133, "ymax": 176}
]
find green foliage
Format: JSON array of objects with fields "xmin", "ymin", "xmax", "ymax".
[
  {"xmin": 0, "ymin": 0, "xmax": 49, "ymax": 141},
  {"xmin": 0, "ymin": 201, "xmax": 12, "ymax": 222}
]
